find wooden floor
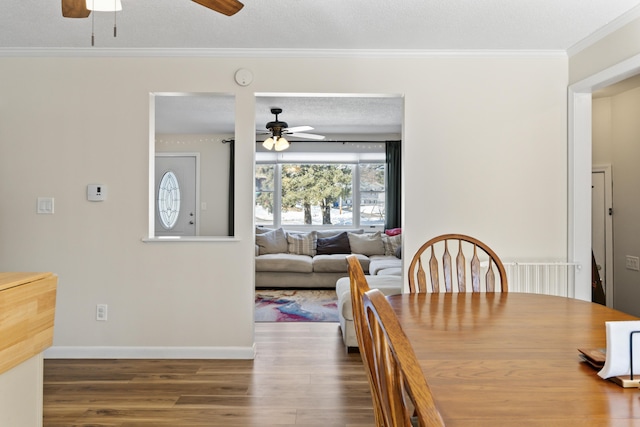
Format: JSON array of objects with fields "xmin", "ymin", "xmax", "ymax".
[{"xmin": 43, "ymin": 322, "xmax": 375, "ymax": 426}]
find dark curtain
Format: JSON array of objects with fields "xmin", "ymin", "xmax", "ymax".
[
  {"xmin": 228, "ymin": 140, "xmax": 235, "ymax": 236},
  {"xmin": 385, "ymin": 140, "xmax": 401, "ymax": 230}
]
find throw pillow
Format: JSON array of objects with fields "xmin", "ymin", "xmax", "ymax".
[
  {"xmin": 385, "ymin": 228, "xmax": 402, "ymax": 236},
  {"xmin": 316, "ymin": 229, "xmax": 364, "ymax": 239},
  {"xmin": 255, "ymin": 227, "xmax": 288, "ymax": 255},
  {"xmin": 255, "ymin": 226, "xmax": 274, "ymax": 235},
  {"xmin": 348, "ymin": 231, "xmax": 385, "ymax": 256},
  {"xmin": 287, "ymin": 231, "xmax": 317, "ymax": 256},
  {"xmin": 316, "ymin": 232, "xmax": 351, "ymax": 255},
  {"xmin": 382, "ymin": 234, "xmax": 402, "ymax": 256}
]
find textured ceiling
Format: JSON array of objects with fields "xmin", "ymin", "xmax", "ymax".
[
  {"xmin": 155, "ymin": 93, "xmax": 404, "ymax": 136},
  {"xmin": 2, "ymin": 0, "xmax": 640, "ymax": 50}
]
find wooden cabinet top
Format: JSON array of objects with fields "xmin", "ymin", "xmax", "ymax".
[
  {"xmin": 0, "ymin": 272, "xmax": 55, "ymax": 292},
  {"xmin": 0, "ymin": 272, "xmax": 57, "ymax": 375}
]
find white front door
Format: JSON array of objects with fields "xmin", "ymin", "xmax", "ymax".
[{"xmin": 155, "ymin": 155, "xmax": 197, "ymax": 236}]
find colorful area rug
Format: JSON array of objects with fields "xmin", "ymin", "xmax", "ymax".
[{"xmin": 255, "ymin": 289, "xmax": 339, "ymax": 322}]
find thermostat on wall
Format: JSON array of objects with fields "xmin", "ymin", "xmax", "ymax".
[{"xmin": 87, "ymin": 184, "xmax": 107, "ymax": 201}]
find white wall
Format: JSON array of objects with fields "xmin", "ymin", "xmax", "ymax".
[
  {"xmin": 0, "ymin": 54, "xmax": 568, "ymax": 357},
  {"xmin": 403, "ymin": 56, "xmax": 568, "ymax": 262},
  {"xmin": 592, "ymin": 98, "xmax": 613, "ymax": 165}
]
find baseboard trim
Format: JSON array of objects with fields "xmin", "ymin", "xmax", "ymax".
[{"xmin": 44, "ymin": 344, "xmax": 257, "ymax": 360}]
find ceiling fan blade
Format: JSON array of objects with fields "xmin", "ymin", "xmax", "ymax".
[
  {"xmin": 62, "ymin": 0, "xmax": 91, "ymax": 18},
  {"xmin": 285, "ymin": 126, "xmax": 314, "ymax": 133},
  {"xmin": 288, "ymin": 132, "xmax": 326, "ymax": 140},
  {"xmin": 191, "ymin": 0, "xmax": 244, "ymax": 16}
]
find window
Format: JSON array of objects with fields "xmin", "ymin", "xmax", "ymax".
[
  {"xmin": 255, "ymin": 158, "xmax": 386, "ymax": 228},
  {"xmin": 359, "ymin": 163, "xmax": 386, "ymax": 226},
  {"xmin": 281, "ymin": 163, "xmax": 353, "ymax": 226},
  {"xmin": 255, "ymin": 164, "xmax": 275, "ymax": 226},
  {"xmin": 158, "ymin": 171, "xmax": 181, "ymax": 229}
]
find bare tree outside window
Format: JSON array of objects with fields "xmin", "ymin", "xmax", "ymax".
[{"xmin": 281, "ymin": 164, "xmax": 352, "ymax": 225}]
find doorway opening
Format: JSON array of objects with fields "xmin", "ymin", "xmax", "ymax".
[
  {"xmin": 591, "ymin": 165, "xmax": 613, "ymax": 306},
  {"xmin": 569, "ymin": 52, "xmax": 640, "ymax": 304},
  {"xmin": 252, "ymin": 93, "xmax": 404, "ymax": 330}
]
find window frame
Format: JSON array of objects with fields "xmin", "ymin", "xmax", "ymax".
[{"xmin": 255, "ymin": 152, "xmax": 386, "ymax": 230}]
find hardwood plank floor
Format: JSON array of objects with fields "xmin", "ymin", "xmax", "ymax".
[{"xmin": 43, "ymin": 322, "xmax": 375, "ymax": 426}]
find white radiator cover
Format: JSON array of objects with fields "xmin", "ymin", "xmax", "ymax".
[{"xmin": 503, "ymin": 262, "xmax": 581, "ymax": 297}]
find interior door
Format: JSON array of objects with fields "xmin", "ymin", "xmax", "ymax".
[
  {"xmin": 155, "ymin": 155, "xmax": 197, "ymax": 236},
  {"xmin": 592, "ymin": 168, "xmax": 613, "ymax": 306}
]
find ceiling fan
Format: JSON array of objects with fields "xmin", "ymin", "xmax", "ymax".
[
  {"xmin": 61, "ymin": 0, "xmax": 244, "ymax": 18},
  {"xmin": 259, "ymin": 108, "xmax": 325, "ymax": 151}
]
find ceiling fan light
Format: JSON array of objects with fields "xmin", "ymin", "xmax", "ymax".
[
  {"xmin": 86, "ymin": 0, "xmax": 122, "ymax": 11},
  {"xmin": 274, "ymin": 137, "xmax": 289, "ymax": 151},
  {"xmin": 262, "ymin": 137, "xmax": 275, "ymax": 150}
]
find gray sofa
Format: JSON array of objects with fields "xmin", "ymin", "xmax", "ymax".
[{"xmin": 255, "ymin": 227, "xmax": 402, "ymax": 288}]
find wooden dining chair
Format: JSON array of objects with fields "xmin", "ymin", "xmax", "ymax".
[
  {"xmin": 346, "ymin": 255, "xmax": 386, "ymax": 427},
  {"xmin": 407, "ymin": 234, "xmax": 507, "ymax": 293},
  {"xmin": 362, "ymin": 288, "xmax": 446, "ymax": 427}
]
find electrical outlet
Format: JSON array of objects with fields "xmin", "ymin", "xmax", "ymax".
[
  {"xmin": 96, "ymin": 304, "xmax": 108, "ymax": 321},
  {"xmin": 625, "ymin": 256, "xmax": 640, "ymax": 271}
]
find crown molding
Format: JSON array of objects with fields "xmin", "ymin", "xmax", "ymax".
[
  {"xmin": 567, "ymin": 4, "xmax": 640, "ymax": 57},
  {"xmin": 0, "ymin": 47, "xmax": 567, "ymax": 59}
]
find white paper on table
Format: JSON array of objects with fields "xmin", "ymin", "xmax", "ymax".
[{"xmin": 598, "ymin": 320, "xmax": 640, "ymax": 379}]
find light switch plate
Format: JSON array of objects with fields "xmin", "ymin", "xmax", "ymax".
[
  {"xmin": 626, "ymin": 256, "xmax": 640, "ymax": 271},
  {"xmin": 37, "ymin": 197, "xmax": 54, "ymax": 214}
]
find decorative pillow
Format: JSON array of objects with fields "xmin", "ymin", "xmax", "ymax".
[
  {"xmin": 382, "ymin": 234, "xmax": 402, "ymax": 256},
  {"xmin": 255, "ymin": 226, "xmax": 274, "ymax": 235},
  {"xmin": 255, "ymin": 227, "xmax": 288, "ymax": 255},
  {"xmin": 348, "ymin": 231, "xmax": 385, "ymax": 256},
  {"xmin": 316, "ymin": 229, "xmax": 364, "ymax": 239},
  {"xmin": 317, "ymin": 232, "xmax": 351, "ymax": 255},
  {"xmin": 395, "ymin": 245, "xmax": 402, "ymax": 259},
  {"xmin": 287, "ymin": 231, "xmax": 317, "ymax": 256},
  {"xmin": 385, "ymin": 228, "xmax": 402, "ymax": 236}
]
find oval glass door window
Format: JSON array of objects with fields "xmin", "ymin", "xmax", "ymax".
[{"xmin": 158, "ymin": 171, "xmax": 181, "ymax": 229}]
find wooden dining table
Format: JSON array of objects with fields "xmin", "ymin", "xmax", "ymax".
[{"xmin": 387, "ymin": 292, "xmax": 640, "ymax": 426}]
